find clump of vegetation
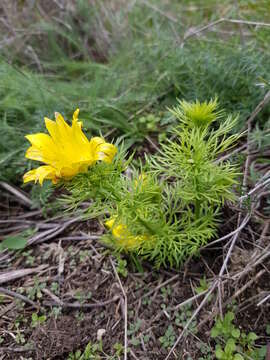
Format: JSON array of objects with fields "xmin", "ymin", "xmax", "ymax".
[
  {"xmin": 1, "ymin": 1, "xmax": 270, "ymax": 183},
  {"xmin": 102, "ymin": 99, "xmax": 240, "ymax": 267},
  {"xmin": 30, "ymin": 99, "xmax": 240, "ymax": 268},
  {"xmin": 1, "ymin": 2, "xmax": 270, "ymax": 358},
  {"xmin": 211, "ymin": 311, "xmax": 267, "ymax": 360}
]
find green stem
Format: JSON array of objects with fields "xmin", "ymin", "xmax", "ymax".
[{"xmin": 130, "ymin": 253, "xmax": 144, "ymax": 273}]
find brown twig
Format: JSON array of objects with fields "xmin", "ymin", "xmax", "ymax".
[
  {"xmin": 139, "ymin": 274, "xmax": 179, "ymax": 302},
  {"xmin": 0, "ymin": 286, "xmax": 38, "ymax": 308},
  {"xmin": 0, "ymin": 265, "xmax": 48, "ymax": 285},
  {"xmin": 0, "ymin": 181, "xmax": 33, "ymax": 208},
  {"xmin": 182, "ymin": 18, "xmax": 270, "ymax": 46},
  {"xmin": 165, "ymin": 202, "xmax": 248, "ymax": 359},
  {"xmin": 43, "ymin": 295, "xmax": 120, "ymax": 309},
  {"xmin": 110, "ymin": 257, "xmax": 127, "ymax": 360}
]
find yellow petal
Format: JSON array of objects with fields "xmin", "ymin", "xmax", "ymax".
[
  {"xmin": 105, "ymin": 217, "xmax": 149, "ymax": 250},
  {"xmin": 25, "ymin": 133, "xmax": 54, "ymax": 148},
  {"xmin": 45, "ymin": 117, "xmax": 59, "ymax": 141},
  {"xmin": 91, "ymin": 139, "xmax": 117, "ymax": 163},
  {"xmin": 89, "ymin": 137, "xmax": 106, "ymax": 151},
  {"xmin": 25, "ymin": 134, "xmax": 58, "ymax": 164},
  {"xmin": 23, "ymin": 166, "xmax": 57, "ymax": 186},
  {"xmin": 71, "ymin": 111, "xmax": 89, "ymax": 146},
  {"xmin": 112, "ymin": 224, "xmax": 127, "ymax": 238},
  {"xmin": 105, "ymin": 218, "xmax": 126, "ymax": 238},
  {"xmin": 54, "ymin": 112, "xmax": 72, "ymax": 142},
  {"xmin": 73, "ymin": 108, "xmax": 80, "ymax": 123},
  {"xmin": 105, "ymin": 218, "xmax": 115, "ymax": 229},
  {"xmin": 60, "ymin": 166, "xmax": 80, "ymax": 178}
]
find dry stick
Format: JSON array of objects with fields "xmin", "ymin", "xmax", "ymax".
[
  {"xmin": 231, "ymin": 269, "xmax": 266, "ymax": 303},
  {"xmin": 239, "ymin": 177, "xmax": 270, "ymax": 201},
  {"xmin": 0, "ymin": 265, "xmax": 48, "ymax": 285},
  {"xmin": 234, "ymin": 245, "xmax": 270, "ymax": 281},
  {"xmin": 130, "ymin": 348, "xmax": 140, "ymax": 360},
  {"xmin": 198, "ymin": 269, "xmax": 267, "ymax": 331},
  {"xmin": 139, "ymin": 274, "xmax": 179, "ymax": 302},
  {"xmin": 27, "ymin": 216, "xmax": 82, "ymax": 246},
  {"xmin": 0, "ymin": 346, "xmax": 33, "ymax": 353},
  {"xmin": 216, "ymin": 128, "xmax": 270, "ymax": 164},
  {"xmin": 0, "ymin": 181, "xmax": 33, "ymax": 208},
  {"xmin": 0, "ymin": 286, "xmax": 38, "ymax": 308},
  {"xmin": 200, "ymin": 213, "xmax": 250, "ymax": 249},
  {"xmin": 216, "ymin": 143, "xmax": 247, "ymax": 164},
  {"xmin": 140, "ymin": 0, "xmax": 177, "ymax": 23},
  {"xmin": 172, "ymin": 289, "xmax": 208, "ymax": 311},
  {"xmin": 165, "ymin": 208, "xmax": 248, "ymax": 359},
  {"xmin": 182, "ymin": 18, "xmax": 270, "ymax": 46},
  {"xmin": 42, "ymin": 288, "xmax": 62, "ymax": 304},
  {"xmin": 165, "ymin": 284, "xmax": 216, "ymax": 360},
  {"xmin": 59, "ymin": 235, "xmax": 101, "ymax": 242},
  {"xmin": 34, "ymin": 217, "xmax": 82, "ymax": 244},
  {"xmin": 27, "ymin": 226, "xmax": 60, "ymax": 246},
  {"xmin": 110, "ymin": 257, "xmax": 127, "ymax": 360},
  {"xmin": 257, "ymin": 293, "xmax": 270, "ymax": 307},
  {"xmin": 43, "ymin": 295, "xmax": 120, "ymax": 309},
  {"xmin": 199, "ymin": 236, "xmax": 270, "ymax": 329},
  {"xmin": 246, "ymin": 90, "xmax": 270, "ymax": 125}
]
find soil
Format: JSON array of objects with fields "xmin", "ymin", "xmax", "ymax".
[{"xmin": 0, "ymin": 189, "xmax": 269, "ymax": 360}]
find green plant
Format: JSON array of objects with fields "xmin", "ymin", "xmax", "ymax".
[
  {"xmin": 103, "ymin": 100, "xmax": 240, "ymax": 267},
  {"xmin": 78, "ymin": 250, "xmax": 92, "ymax": 263},
  {"xmin": 0, "ymin": 229, "xmax": 35, "ymax": 251},
  {"xmin": 195, "ymin": 276, "xmax": 209, "ymax": 294},
  {"xmin": 211, "ymin": 311, "xmax": 267, "ymax": 360},
  {"xmin": 151, "ymin": 99, "xmax": 240, "ymax": 208},
  {"xmin": 31, "ymin": 313, "xmax": 46, "ymax": 328},
  {"xmin": 62, "ymin": 99, "xmax": 239, "ymax": 268},
  {"xmin": 115, "ymin": 255, "xmax": 128, "ymax": 278},
  {"xmin": 74, "ymin": 290, "xmax": 92, "ymax": 305},
  {"xmin": 22, "ymin": 250, "xmax": 35, "ymax": 266},
  {"xmin": 161, "ymin": 285, "xmax": 172, "ymax": 300},
  {"xmin": 159, "ymin": 325, "xmax": 176, "ymax": 349},
  {"xmin": 134, "ymin": 113, "xmax": 161, "ymax": 140},
  {"xmin": 174, "ymin": 304, "xmax": 198, "ymax": 334},
  {"xmin": 67, "ymin": 340, "xmax": 123, "ymax": 360},
  {"xmin": 50, "ymin": 282, "xmax": 59, "ymax": 294},
  {"xmin": 30, "ymin": 181, "xmax": 54, "ymax": 208},
  {"xmin": 127, "ymin": 319, "xmax": 142, "ymax": 347},
  {"xmin": 67, "ymin": 341, "xmax": 100, "ymax": 360},
  {"xmin": 26, "ymin": 277, "xmax": 46, "ymax": 300},
  {"xmin": 14, "ymin": 323, "xmax": 26, "ymax": 345},
  {"xmin": 197, "ymin": 342, "xmax": 213, "ymax": 360},
  {"xmin": 215, "ymin": 338, "xmax": 243, "ymax": 360}
]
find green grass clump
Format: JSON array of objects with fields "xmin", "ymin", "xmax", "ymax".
[
  {"xmin": 0, "ymin": 1, "xmax": 270, "ymax": 184},
  {"xmin": 1, "ymin": 41, "xmax": 269, "ymax": 182},
  {"xmin": 97, "ymin": 100, "xmax": 241, "ymax": 268}
]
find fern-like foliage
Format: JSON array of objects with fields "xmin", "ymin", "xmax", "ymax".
[
  {"xmin": 98, "ymin": 100, "xmax": 242, "ymax": 268},
  {"xmin": 150, "ymin": 99, "xmax": 241, "ymax": 207},
  {"xmin": 61, "ymin": 99, "xmax": 241, "ymax": 268}
]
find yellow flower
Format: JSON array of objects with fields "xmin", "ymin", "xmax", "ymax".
[
  {"xmin": 105, "ymin": 217, "xmax": 148, "ymax": 251},
  {"xmin": 134, "ymin": 173, "xmax": 147, "ymax": 188},
  {"xmin": 23, "ymin": 109, "xmax": 117, "ymax": 185}
]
